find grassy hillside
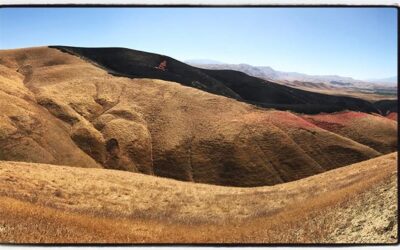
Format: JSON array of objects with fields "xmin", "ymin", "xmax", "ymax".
[
  {"xmin": 302, "ymin": 111, "xmax": 398, "ymax": 154},
  {"xmin": 51, "ymin": 46, "xmax": 396, "ymax": 115},
  {"xmin": 0, "ymin": 153, "xmax": 396, "ymax": 243},
  {"xmin": 0, "ymin": 47, "xmax": 396, "ymax": 186},
  {"xmin": 203, "ymin": 68, "xmax": 381, "ymax": 114}
]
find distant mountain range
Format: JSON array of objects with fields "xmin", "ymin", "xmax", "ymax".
[
  {"xmin": 186, "ymin": 61, "xmax": 397, "ymax": 88},
  {"xmin": 184, "ymin": 59, "xmax": 225, "ymax": 65},
  {"xmin": 365, "ymin": 76, "xmax": 397, "ymax": 85}
]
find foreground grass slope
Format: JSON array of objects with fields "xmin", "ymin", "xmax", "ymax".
[
  {"xmin": 0, "ymin": 47, "xmax": 396, "ymax": 186},
  {"xmin": 0, "ymin": 153, "xmax": 397, "ymax": 243}
]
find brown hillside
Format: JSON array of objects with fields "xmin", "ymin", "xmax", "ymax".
[
  {"xmin": 387, "ymin": 112, "xmax": 398, "ymax": 121},
  {"xmin": 302, "ymin": 111, "xmax": 397, "ymax": 154},
  {"xmin": 0, "ymin": 47, "xmax": 396, "ymax": 186},
  {"xmin": 0, "ymin": 63, "xmax": 100, "ymax": 168},
  {"xmin": 0, "ymin": 152, "xmax": 396, "ymax": 243}
]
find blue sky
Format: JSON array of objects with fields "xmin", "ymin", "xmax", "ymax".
[{"xmin": 0, "ymin": 7, "xmax": 397, "ymax": 79}]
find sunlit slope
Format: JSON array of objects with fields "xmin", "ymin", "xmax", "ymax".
[
  {"xmin": 0, "ymin": 59, "xmax": 101, "ymax": 168},
  {"xmin": 303, "ymin": 112, "xmax": 397, "ymax": 154},
  {"xmin": 0, "ymin": 47, "xmax": 396, "ymax": 186},
  {"xmin": 0, "ymin": 153, "xmax": 396, "ymax": 243},
  {"xmin": 387, "ymin": 112, "xmax": 398, "ymax": 121}
]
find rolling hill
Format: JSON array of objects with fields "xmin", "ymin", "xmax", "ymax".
[
  {"xmin": 0, "ymin": 152, "xmax": 397, "ymax": 243},
  {"xmin": 0, "ymin": 46, "xmax": 397, "ymax": 187},
  {"xmin": 302, "ymin": 112, "xmax": 398, "ymax": 154},
  {"xmin": 187, "ymin": 62, "xmax": 398, "ymax": 102},
  {"xmin": 51, "ymin": 46, "xmax": 397, "ymax": 115}
]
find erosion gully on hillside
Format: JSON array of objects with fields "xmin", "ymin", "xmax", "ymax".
[{"xmin": 0, "ymin": 46, "xmax": 397, "ymax": 187}]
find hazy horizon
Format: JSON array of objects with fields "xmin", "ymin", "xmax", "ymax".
[
  {"xmin": 0, "ymin": 7, "xmax": 397, "ymax": 79},
  {"xmin": 184, "ymin": 58, "xmax": 397, "ymax": 81}
]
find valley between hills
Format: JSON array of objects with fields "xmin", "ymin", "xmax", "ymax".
[{"xmin": 0, "ymin": 46, "xmax": 397, "ymax": 243}]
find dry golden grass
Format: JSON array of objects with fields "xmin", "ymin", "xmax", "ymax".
[
  {"xmin": 0, "ymin": 153, "xmax": 397, "ymax": 243},
  {"xmin": 303, "ymin": 111, "xmax": 398, "ymax": 154},
  {"xmin": 0, "ymin": 47, "xmax": 396, "ymax": 187},
  {"xmin": 0, "ymin": 47, "xmax": 397, "ymax": 243}
]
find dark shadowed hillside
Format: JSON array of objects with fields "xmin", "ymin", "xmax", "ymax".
[
  {"xmin": 50, "ymin": 46, "xmax": 242, "ymax": 100},
  {"xmin": 202, "ymin": 69, "xmax": 381, "ymax": 114},
  {"xmin": 1, "ymin": 47, "xmax": 397, "ymax": 187},
  {"xmin": 51, "ymin": 46, "xmax": 396, "ymax": 115},
  {"xmin": 374, "ymin": 99, "xmax": 398, "ymax": 114}
]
